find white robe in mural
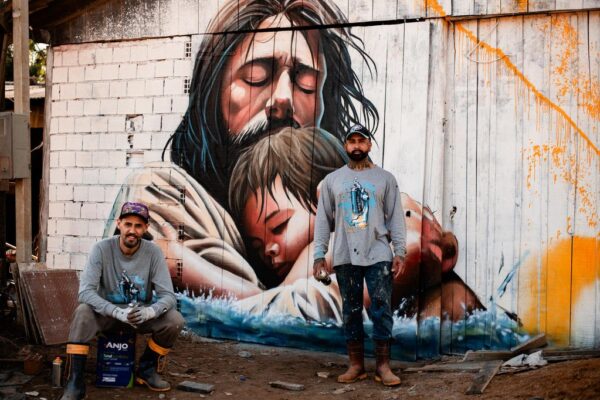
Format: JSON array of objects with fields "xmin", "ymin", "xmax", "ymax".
[{"xmin": 106, "ymin": 162, "xmax": 344, "ymax": 324}]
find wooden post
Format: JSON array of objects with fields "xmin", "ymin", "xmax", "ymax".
[{"xmin": 13, "ymin": 0, "xmax": 32, "ymax": 263}]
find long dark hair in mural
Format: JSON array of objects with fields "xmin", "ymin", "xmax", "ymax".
[{"xmin": 108, "ymin": 0, "xmax": 523, "ymax": 359}]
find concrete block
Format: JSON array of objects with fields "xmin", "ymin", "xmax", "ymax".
[
  {"xmin": 52, "ymin": 253, "xmax": 71, "ymax": 269},
  {"xmin": 66, "ymin": 168, "xmax": 83, "ymax": 184},
  {"xmin": 84, "ymin": 65, "xmax": 102, "ymax": 81},
  {"xmin": 55, "ymin": 185, "xmax": 74, "ymax": 201},
  {"xmin": 91, "ymin": 116, "xmax": 109, "ymax": 133},
  {"xmin": 74, "ymin": 117, "xmax": 92, "ymax": 133},
  {"xmin": 92, "ymin": 82, "xmax": 110, "ymax": 98},
  {"xmin": 117, "ymin": 98, "xmax": 136, "ymax": 114},
  {"xmin": 130, "ymin": 46, "xmax": 148, "ymax": 62},
  {"xmin": 67, "ymin": 100, "xmax": 84, "ymax": 116},
  {"xmin": 127, "ymin": 80, "xmax": 146, "ymax": 97},
  {"xmin": 145, "ymin": 79, "xmax": 164, "ymax": 96},
  {"xmin": 58, "ymin": 117, "xmax": 75, "ymax": 134},
  {"xmin": 50, "ymin": 118, "xmax": 60, "ymax": 135},
  {"xmin": 65, "ymin": 135, "xmax": 82, "ymax": 150},
  {"xmin": 81, "ymin": 203, "xmax": 97, "ymax": 219},
  {"xmin": 82, "ymin": 169, "xmax": 99, "ymax": 185},
  {"xmin": 98, "ymin": 168, "xmax": 117, "ymax": 184},
  {"xmin": 108, "ymin": 116, "xmax": 126, "ymax": 132},
  {"xmin": 92, "ymin": 151, "xmax": 110, "ymax": 167},
  {"xmin": 155, "ymin": 60, "xmax": 174, "ymax": 77},
  {"xmin": 62, "ymin": 50, "xmax": 78, "ymax": 66},
  {"xmin": 104, "ymin": 185, "xmax": 121, "ymax": 202},
  {"xmin": 78, "ymin": 49, "xmax": 96, "ymax": 65},
  {"xmin": 73, "ymin": 185, "xmax": 88, "ymax": 201},
  {"xmin": 113, "ymin": 47, "xmax": 130, "ymax": 63},
  {"xmin": 88, "ymin": 184, "xmax": 104, "ymax": 201},
  {"xmin": 114, "ymin": 133, "xmax": 129, "ymax": 148},
  {"xmin": 137, "ymin": 63, "xmax": 155, "ymax": 79},
  {"xmin": 53, "ymin": 67, "xmax": 69, "ymax": 83},
  {"xmin": 173, "ymin": 59, "xmax": 192, "ymax": 77},
  {"xmin": 143, "ymin": 151, "xmax": 162, "ymax": 163},
  {"xmin": 115, "ymin": 168, "xmax": 131, "ymax": 182},
  {"xmin": 50, "ymin": 135, "xmax": 67, "ymax": 151},
  {"xmin": 172, "ymin": 95, "xmax": 189, "ymax": 113},
  {"xmin": 49, "ymin": 152, "xmax": 59, "ymax": 167},
  {"xmin": 109, "ymin": 81, "xmax": 127, "ymax": 98},
  {"xmin": 152, "ymin": 132, "xmax": 172, "ymax": 150},
  {"xmin": 96, "ymin": 47, "xmax": 113, "ymax": 64},
  {"xmin": 68, "ymin": 66, "xmax": 85, "ymax": 82},
  {"xmin": 64, "ymin": 236, "xmax": 80, "ymax": 252},
  {"xmin": 52, "ymin": 84, "xmax": 60, "ymax": 100},
  {"xmin": 46, "ymin": 235, "xmax": 63, "ymax": 251},
  {"xmin": 101, "ymin": 64, "xmax": 120, "ymax": 80},
  {"xmin": 100, "ymin": 99, "xmax": 118, "ymax": 115},
  {"xmin": 135, "ymin": 97, "xmax": 153, "ymax": 114},
  {"xmin": 88, "ymin": 220, "xmax": 107, "ymax": 237},
  {"xmin": 97, "ymin": 133, "xmax": 116, "ymax": 150},
  {"xmin": 71, "ymin": 254, "xmax": 88, "ymax": 270},
  {"xmin": 75, "ymin": 152, "xmax": 92, "ymax": 167},
  {"xmin": 47, "ymin": 218, "xmax": 58, "ymax": 235},
  {"xmin": 133, "ymin": 133, "xmax": 152, "ymax": 149},
  {"xmin": 50, "ymin": 168, "xmax": 66, "ymax": 184},
  {"xmin": 162, "ymin": 114, "xmax": 183, "ymax": 131},
  {"xmin": 78, "ymin": 237, "xmax": 98, "ymax": 253},
  {"xmin": 119, "ymin": 63, "xmax": 137, "ymax": 80},
  {"xmin": 82, "ymin": 135, "xmax": 99, "ymax": 150},
  {"xmin": 143, "ymin": 114, "xmax": 161, "ymax": 131},
  {"xmin": 76, "ymin": 83, "xmax": 93, "ymax": 99},
  {"xmin": 60, "ymin": 83, "xmax": 77, "ymax": 100},
  {"xmin": 164, "ymin": 78, "xmax": 184, "ymax": 95},
  {"xmin": 59, "ymin": 151, "xmax": 76, "ymax": 167},
  {"xmin": 83, "ymin": 99, "xmax": 101, "ymax": 115},
  {"xmin": 153, "ymin": 97, "xmax": 171, "ymax": 113},
  {"xmin": 64, "ymin": 202, "xmax": 82, "ymax": 219},
  {"xmin": 53, "ymin": 52, "xmax": 63, "ymax": 67},
  {"xmin": 52, "ymin": 100, "xmax": 68, "ymax": 117},
  {"xmin": 96, "ymin": 202, "xmax": 114, "ymax": 218},
  {"xmin": 109, "ymin": 151, "xmax": 127, "ymax": 167}
]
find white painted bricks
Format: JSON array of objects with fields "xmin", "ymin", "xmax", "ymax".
[{"xmin": 48, "ymin": 36, "xmax": 191, "ymax": 269}]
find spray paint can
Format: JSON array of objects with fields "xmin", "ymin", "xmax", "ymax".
[{"xmin": 52, "ymin": 356, "xmax": 63, "ymax": 387}]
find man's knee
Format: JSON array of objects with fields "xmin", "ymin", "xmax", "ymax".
[{"xmin": 158, "ymin": 309, "xmax": 185, "ymax": 334}]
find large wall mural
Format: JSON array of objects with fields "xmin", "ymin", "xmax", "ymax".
[{"xmin": 90, "ymin": 0, "xmax": 599, "ymax": 359}]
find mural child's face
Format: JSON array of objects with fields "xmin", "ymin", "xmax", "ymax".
[
  {"xmin": 243, "ymin": 175, "xmax": 315, "ymax": 281},
  {"xmin": 220, "ymin": 14, "xmax": 326, "ymax": 141}
]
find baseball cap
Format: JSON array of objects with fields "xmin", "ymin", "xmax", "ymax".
[
  {"xmin": 344, "ymin": 124, "xmax": 372, "ymax": 141},
  {"xmin": 119, "ymin": 202, "xmax": 149, "ymax": 223}
]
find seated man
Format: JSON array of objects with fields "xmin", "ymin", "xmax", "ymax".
[{"xmin": 60, "ymin": 202, "xmax": 185, "ymax": 400}]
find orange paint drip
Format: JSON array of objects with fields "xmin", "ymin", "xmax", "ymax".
[
  {"xmin": 425, "ymin": 0, "xmax": 600, "ymax": 158},
  {"xmin": 518, "ymin": 237, "xmax": 599, "ymax": 347},
  {"xmin": 516, "ymin": 0, "xmax": 528, "ymax": 13}
]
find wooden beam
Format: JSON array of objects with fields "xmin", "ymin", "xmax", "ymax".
[
  {"xmin": 13, "ymin": 0, "xmax": 31, "ymax": 263},
  {"xmin": 37, "ymin": 46, "xmax": 52, "ymax": 263},
  {"xmin": 465, "ymin": 360, "xmax": 502, "ymax": 395}
]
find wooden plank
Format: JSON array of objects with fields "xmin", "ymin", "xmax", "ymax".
[
  {"xmin": 396, "ymin": 0, "xmax": 427, "ymax": 20},
  {"xmin": 348, "ymin": 0, "xmax": 372, "ymax": 23},
  {"xmin": 38, "ymin": 47, "xmax": 53, "ymax": 263},
  {"xmin": 465, "ymin": 360, "xmax": 502, "ymax": 395},
  {"xmin": 528, "ymin": 0, "xmax": 556, "ymax": 11},
  {"xmin": 404, "ymin": 361, "xmax": 485, "ymax": 372},
  {"xmin": 510, "ymin": 333, "xmax": 547, "ymax": 353},
  {"xmin": 372, "ymin": 0, "xmax": 397, "ymax": 21},
  {"xmin": 13, "ymin": 0, "xmax": 32, "ymax": 263},
  {"xmin": 555, "ymin": 0, "xmax": 583, "ymax": 10},
  {"xmin": 452, "ymin": 0, "xmax": 474, "ymax": 16},
  {"xmin": 462, "ymin": 349, "xmax": 514, "ymax": 361}
]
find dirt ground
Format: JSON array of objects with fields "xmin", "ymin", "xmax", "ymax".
[{"xmin": 2, "ymin": 324, "xmax": 600, "ymax": 400}]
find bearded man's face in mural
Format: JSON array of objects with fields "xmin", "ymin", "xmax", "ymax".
[{"xmin": 220, "ymin": 14, "xmax": 326, "ymax": 144}]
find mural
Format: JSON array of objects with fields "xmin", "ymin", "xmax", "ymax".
[{"xmin": 98, "ymin": 0, "xmax": 599, "ymax": 358}]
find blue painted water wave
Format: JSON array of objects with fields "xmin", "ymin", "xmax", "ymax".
[{"xmin": 178, "ymin": 293, "xmax": 527, "ymax": 360}]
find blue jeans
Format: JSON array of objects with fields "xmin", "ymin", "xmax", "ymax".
[{"xmin": 335, "ymin": 261, "xmax": 393, "ymax": 342}]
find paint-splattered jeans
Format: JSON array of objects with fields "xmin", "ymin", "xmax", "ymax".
[{"xmin": 335, "ymin": 261, "xmax": 393, "ymax": 342}]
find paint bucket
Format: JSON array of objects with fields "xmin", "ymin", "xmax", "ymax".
[{"xmin": 96, "ymin": 331, "xmax": 136, "ymax": 388}]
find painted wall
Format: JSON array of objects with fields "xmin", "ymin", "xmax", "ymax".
[{"xmin": 45, "ymin": 0, "xmax": 599, "ymax": 357}]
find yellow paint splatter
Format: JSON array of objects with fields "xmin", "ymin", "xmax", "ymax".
[
  {"xmin": 518, "ymin": 237, "xmax": 599, "ymax": 346},
  {"xmin": 516, "ymin": 0, "xmax": 528, "ymax": 13}
]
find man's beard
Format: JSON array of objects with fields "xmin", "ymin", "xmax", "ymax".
[
  {"xmin": 348, "ymin": 150, "xmax": 368, "ymax": 161},
  {"xmin": 230, "ymin": 113, "xmax": 300, "ymax": 147},
  {"xmin": 123, "ymin": 234, "xmax": 140, "ymax": 248}
]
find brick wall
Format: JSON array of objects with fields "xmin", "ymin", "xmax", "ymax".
[{"xmin": 46, "ymin": 36, "xmax": 192, "ymax": 269}]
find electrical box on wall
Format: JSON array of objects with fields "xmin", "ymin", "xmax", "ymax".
[{"xmin": 0, "ymin": 111, "xmax": 30, "ymax": 180}]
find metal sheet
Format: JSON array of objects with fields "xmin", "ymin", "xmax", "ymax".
[{"xmin": 20, "ymin": 270, "xmax": 79, "ymax": 345}]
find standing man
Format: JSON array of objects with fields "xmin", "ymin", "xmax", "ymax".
[
  {"xmin": 313, "ymin": 124, "xmax": 406, "ymax": 387},
  {"xmin": 61, "ymin": 202, "xmax": 184, "ymax": 400}
]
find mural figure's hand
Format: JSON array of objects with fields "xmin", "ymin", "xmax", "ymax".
[{"xmin": 392, "ymin": 255, "xmax": 406, "ymax": 280}]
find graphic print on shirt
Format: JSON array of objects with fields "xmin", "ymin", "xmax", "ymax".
[
  {"xmin": 338, "ymin": 178, "xmax": 376, "ymax": 232},
  {"xmin": 108, "ymin": 273, "xmax": 147, "ymax": 305}
]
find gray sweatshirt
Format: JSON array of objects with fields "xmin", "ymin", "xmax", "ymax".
[
  {"xmin": 314, "ymin": 165, "xmax": 406, "ymax": 266},
  {"xmin": 78, "ymin": 236, "xmax": 176, "ymax": 317}
]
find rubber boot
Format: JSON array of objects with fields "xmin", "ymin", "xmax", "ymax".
[
  {"xmin": 136, "ymin": 338, "xmax": 171, "ymax": 391},
  {"xmin": 60, "ymin": 344, "xmax": 89, "ymax": 400},
  {"xmin": 374, "ymin": 340, "xmax": 401, "ymax": 386},
  {"xmin": 337, "ymin": 341, "xmax": 367, "ymax": 383}
]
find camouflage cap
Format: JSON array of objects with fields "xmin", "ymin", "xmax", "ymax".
[{"xmin": 119, "ymin": 202, "xmax": 149, "ymax": 223}]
